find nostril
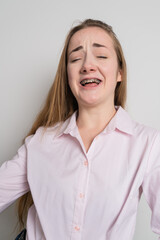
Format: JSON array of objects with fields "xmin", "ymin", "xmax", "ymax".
[{"xmin": 80, "ymin": 66, "xmax": 96, "ymax": 73}]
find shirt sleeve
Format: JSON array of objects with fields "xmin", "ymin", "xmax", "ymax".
[
  {"xmin": 0, "ymin": 136, "xmax": 32, "ymax": 213},
  {"xmin": 142, "ymin": 131, "xmax": 160, "ymax": 237}
]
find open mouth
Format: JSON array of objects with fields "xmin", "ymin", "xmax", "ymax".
[{"xmin": 80, "ymin": 78, "xmax": 102, "ymax": 86}]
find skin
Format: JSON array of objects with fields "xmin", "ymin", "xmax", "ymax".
[{"xmin": 67, "ymin": 27, "xmax": 122, "ymax": 152}]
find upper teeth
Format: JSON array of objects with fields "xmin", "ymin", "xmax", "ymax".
[{"xmin": 80, "ymin": 78, "xmax": 101, "ymax": 86}]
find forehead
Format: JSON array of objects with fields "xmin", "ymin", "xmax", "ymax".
[{"xmin": 68, "ymin": 27, "xmax": 114, "ymax": 51}]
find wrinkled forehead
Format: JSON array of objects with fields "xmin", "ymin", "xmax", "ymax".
[{"xmin": 67, "ymin": 27, "xmax": 115, "ymax": 54}]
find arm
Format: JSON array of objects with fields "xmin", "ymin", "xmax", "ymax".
[
  {"xmin": 142, "ymin": 131, "xmax": 160, "ymax": 238},
  {"xmin": 0, "ymin": 136, "xmax": 32, "ymax": 213}
]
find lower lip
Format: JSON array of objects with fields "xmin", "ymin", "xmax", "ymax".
[{"xmin": 80, "ymin": 82, "xmax": 102, "ymax": 89}]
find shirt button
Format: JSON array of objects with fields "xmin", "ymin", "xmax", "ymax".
[
  {"xmin": 79, "ymin": 193, "xmax": 84, "ymax": 198},
  {"xmin": 75, "ymin": 226, "xmax": 80, "ymax": 231},
  {"xmin": 84, "ymin": 160, "xmax": 88, "ymax": 166}
]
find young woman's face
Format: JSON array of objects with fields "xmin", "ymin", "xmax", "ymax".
[{"xmin": 67, "ymin": 27, "xmax": 122, "ymax": 109}]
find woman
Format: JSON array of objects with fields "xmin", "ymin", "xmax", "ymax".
[{"xmin": 0, "ymin": 19, "xmax": 160, "ymax": 240}]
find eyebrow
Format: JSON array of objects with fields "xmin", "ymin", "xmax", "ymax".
[{"xmin": 68, "ymin": 43, "xmax": 107, "ymax": 56}]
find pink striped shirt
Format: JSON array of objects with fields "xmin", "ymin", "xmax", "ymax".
[{"xmin": 0, "ymin": 105, "xmax": 160, "ymax": 240}]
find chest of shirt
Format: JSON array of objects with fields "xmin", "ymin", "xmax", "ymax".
[{"xmin": 27, "ymin": 131, "xmax": 150, "ymax": 206}]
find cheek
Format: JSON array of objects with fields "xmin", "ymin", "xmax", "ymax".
[
  {"xmin": 67, "ymin": 65, "xmax": 71, "ymax": 81},
  {"xmin": 67, "ymin": 65, "xmax": 76, "ymax": 83},
  {"xmin": 67, "ymin": 67, "xmax": 76, "ymax": 93},
  {"xmin": 106, "ymin": 62, "xmax": 119, "ymax": 80},
  {"xmin": 67, "ymin": 65, "xmax": 80, "ymax": 91},
  {"xmin": 67, "ymin": 77, "xmax": 74, "ymax": 93}
]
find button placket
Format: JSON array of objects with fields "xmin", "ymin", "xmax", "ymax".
[
  {"xmin": 84, "ymin": 159, "xmax": 88, "ymax": 166},
  {"xmin": 79, "ymin": 193, "xmax": 85, "ymax": 198},
  {"xmin": 74, "ymin": 226, "xmax": 80, "ymax": 231},
  {"xmin": 71, "ymin": 158, "xmax": 90, "ymax": 239}
]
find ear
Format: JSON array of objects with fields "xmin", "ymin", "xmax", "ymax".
[{"xmin": 117, "ymin": 69, "xmax": 122, "ymax": 82}]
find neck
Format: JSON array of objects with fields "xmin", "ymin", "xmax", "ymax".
[{"xmin": 76, "ymin": 104, "xmax": 117, "ymax": 131}]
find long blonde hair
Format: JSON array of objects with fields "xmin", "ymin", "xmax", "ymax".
[{"xmin": 17, "ymin": 18, "xmax": 127, "ymax": 228}]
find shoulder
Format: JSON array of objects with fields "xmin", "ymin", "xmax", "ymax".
[
  {"xmin": 132, "ymin": 118, "xmax": 160, "ymax": 143},
  {"xmin": 25, "ymin": 117, "xmax": 72, "ymax": 148},
  {"xmin": 116, "ymin": 106, "xmax": 159, "ymax": 141},
  {"xmin": 25, "ymin": 124, "xmax": 60, "ymax": 146}
]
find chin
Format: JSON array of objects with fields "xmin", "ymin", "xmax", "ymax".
[{"xmin": 80, "ymin": 99, "xmax": 101, "ymax": 108}]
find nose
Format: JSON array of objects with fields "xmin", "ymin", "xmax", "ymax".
[{"xmin": 80, "ymin": 56, "xmax": 97, "ymax": 74}]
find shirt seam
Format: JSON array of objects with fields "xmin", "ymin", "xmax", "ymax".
[{"xmin": 143, "ymin": 130, "xmax": 159, "ymax": 177}]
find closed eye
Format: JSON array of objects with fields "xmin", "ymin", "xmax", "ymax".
[
  {"xmin": 97, "ymin": 56, "xmax": 107, "ymax": 59},
  {"xmin": 71, "ymin": 58, "xmax": 81, "ymax": 63}
]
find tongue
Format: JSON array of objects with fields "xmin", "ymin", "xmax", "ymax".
[{"xmin": 84, "ymin": 83, "xmax": 98, "ymax": 87}]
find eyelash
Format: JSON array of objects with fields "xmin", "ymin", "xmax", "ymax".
[
  {"xmin": 70, "ymin": 56, "xmax": 107, "ymax": 63},
  {"xmin": 97, "ymin": 56, "xmax": 107, "ymax": 59},
  {"xmin": 71, "ymin": 58, "xmax": 81, "ymax": 63}
]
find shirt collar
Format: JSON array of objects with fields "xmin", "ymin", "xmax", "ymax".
[
  {"xmin": 102, "ymin": 105, "xmax": 135, "ymax": 135},
  {"xmin": 55, "ymin": 105, "xmax": 135, "ymax": 137}
]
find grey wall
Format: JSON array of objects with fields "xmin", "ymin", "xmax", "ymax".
[{"xmin": 0, "ymin": 0, "xmax": 160, "ymax": 239}]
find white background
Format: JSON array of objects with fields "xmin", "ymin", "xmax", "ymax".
[{"xmin": 0, "ymin": 0, "xmax": 160, "ymax": 239}]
